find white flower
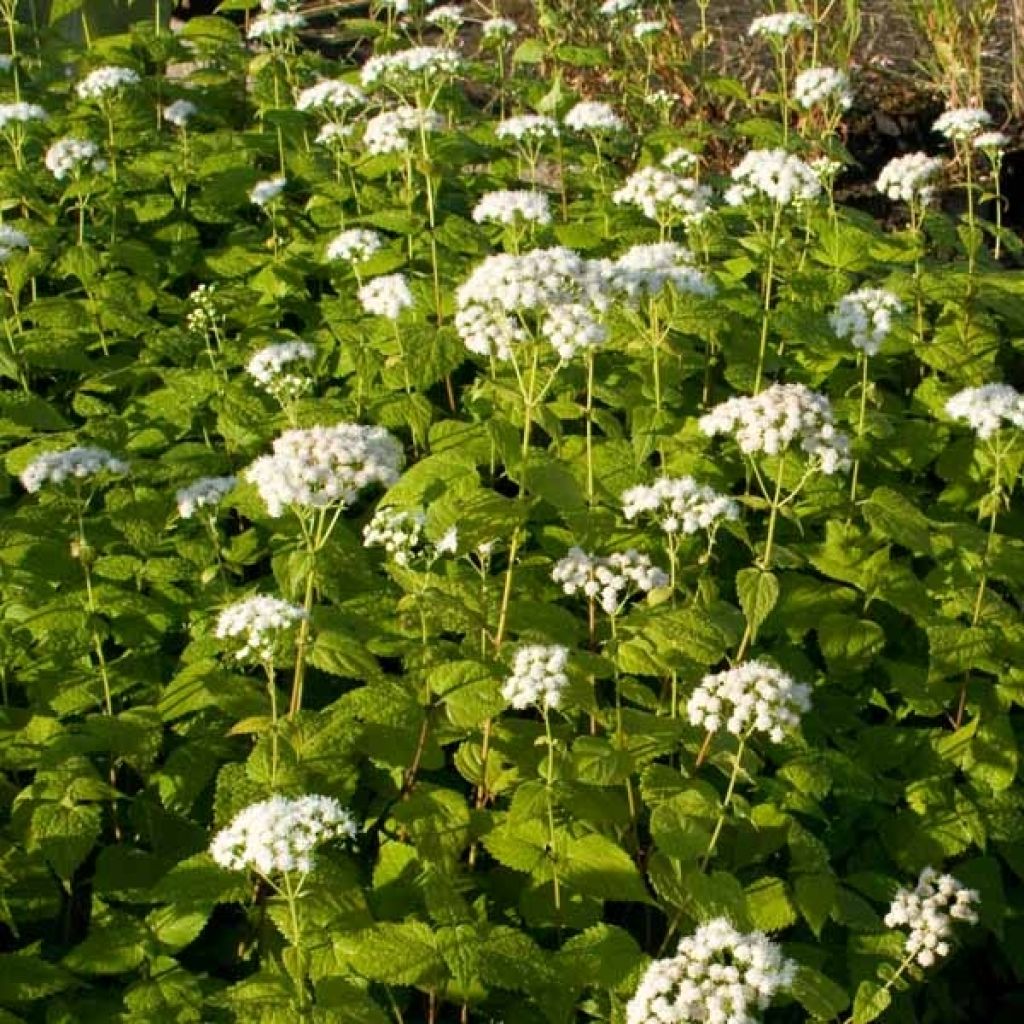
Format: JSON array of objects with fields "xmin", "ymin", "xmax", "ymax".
[
  {"xmin": 600, "ymin": 0, "xmax": 639, "ymax": 16},
  {"xmin": 564, "ymin": 101, "xmax": 625, "ymax": 134},
  {"xmin": 552, "ymin": 547, "xmax": 667, "ymax": 615},
  {"xmin": 363, "ymin": 506, "xmax": 425, "ymax": 566},
  {"xmin": 44, "ymin": 137, "xmax": 106, "ymax": 180},
  {"xmin": 627, "ymin": 918, "xmax": 797, "ymax": 1024},
  {"xmin": 946, "ymin": 384, "xmax": 1024, "ymax": 439},
  {"xmin": 700, "ymin": 383, "xmax": 851, "ymax": 474},
  {"xmin": 541, "ymin": 303, "xmax": 607, "ymax": 360},
  {"xmin": 645, "ymin": 89, "xmax": 677, "ymax": 110},
  {"xmin": 358, "ymin": 273, "xmax": 414, "ymax": 319},
  {"xmin": 613, "ymin": 166, "xmax": 713, "ymax": 225},
  {"xmin": 933, "ymin": 106, "xmax": 993, "ymax": 141},
  {"xmin": 248, "ymin": 11, "xmax": 306, "ymax": 39},
  {"xmin": 246, "ymin": 341, "xmax": 316, "ymax": 401},
  {"xmin": 361, "ymin": 46, "xmax": 461, "ymax": 89},
  {"xmin": 0, "ymin": 224, "xmax": 29, "ymax": 263},
  {"xmin": 502, "ymin": 644, "xmax": 570, "ymax": 710},
  {"xmin": 810, "ymin": 155, "xmax": 844, "ymax": 183},
  {"xmin": 176, "ymin": 476, "xmax": 236, "ymax": 519},
  {"xmin": 249, "ymin": 176, "xmax": 286, "ymax": 207},
  {"xmin": 363, "ymin": 105, "xmax": 442, "ymax": 155},
  {"xmin": 215, "ymin": 594, "xmax": 307, "ymax": 662},
  {"xmin": 607, "ymin": 243, "xmax": 716, "ymax": 301},
  {"xmin": 748, "ymin": 12, "xmax": 813, "ymax": 39},
  {"xmin": 726, "ymin": 148, "xmax": 822, "ymax": 206},
  {"xmin": 245, "ymin": 423, "xmax": 403, "ymax": 517},
  {"xmin": 973, "ymin": 131, "xmax": 1010, "ymax": 152},
  {"xmin": 316, "ymin": 121, "xmax": 354, "ymax": 147},
  {"xmin": 633, "ymin": 20, "xmax": 666, "ymax": 39},
  {"xmin": 426, "ymin": 4, "xmax": 462, "ymax": 28},
  {"xmin": 622, "ymin": 476, "xmax": 739, "ymax": 536},
  {"xmin": 0, "ymin": 102, "xmax": 47, "ymax": 130},
  {"xmin": 495, "ymin": 114, "xmax": 559, "ymax": 143},
  {"xmin": 186, "ymin": 283, "xmax": 221, "ymax": 335},
  {"xmin": 210, "ymin": 795, "xmax": 357, "ymax": 876},
  {"xmin": 481, "ymin": 17, "xmax": 517, "ymax": 40},
  {"xmin": 662, "ymin": 147, "xmax": 698, "ymax": 172},
  {"xmin": 0, "ymin": 55, "xmax": 12, "ymax": 72},
  {"xmin": 876, "ymin": 152, "xmax": 944, "ymax": 206},
  {"xmin": 76, "ymin": 65, "xmax": 140, "ymax": 100},
  {"xmin": 472, "ymin": 190, "xmax": 552, "ymax": 226},
  {"xmin": 435, "ymin": 525, "xmax": 458, "ymax": 555},
  {"xmin": 20, "ymin": 446, "xmax": 128, "ymax": 493},
  {"xmin": 326, "ymin": 228, "xmax": 383, "ymax": 264},
  {"xmin": 296, "ymin": 79, "xmax": 366, "ymax": 112},
  {"xmin": 793, "ymin": 67, "xmax": 853, "ymax": 110},
  {"xmin": 829, "ymin": 288, "xmax": 903, "ymax": 356},
  {"xmin": 885, "ymin": 868, "xmax": 980, "ymax": 969},
  {"xmin": 688, "ymin": 661, "xmax": 811, "ymax": 741},
  {"xmin": 164, "ymin": 99, "xmax": 197, "ymax": 127}
]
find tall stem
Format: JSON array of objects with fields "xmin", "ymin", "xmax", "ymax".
[
  {"xmin": 542, "ymin": 705, "xmax": 562, "ymax": 918},
  {"xmin": 700, "ymin": 734, "xmax": 747, "ymax": 869},
  {"xmin": 760, "ymin": 454, "xmax": 786, "ymax": 570},
  {"xmin": 849, "ymin": 353, "xmax": 870, "ymax": 504},
  {"xmin": 585, "ymin": 353, "xmax": 595, "ymax": 504},
  {"xmin": 754, "ymin": 205, "xmax": 782, "ymax": 395}
]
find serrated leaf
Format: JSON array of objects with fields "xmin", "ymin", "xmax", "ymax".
[{"xmin": 736, "ymin": 568, "xmax": 778, "ymax": 640}]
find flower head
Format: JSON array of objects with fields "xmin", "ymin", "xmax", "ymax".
[
  {"xmin": 793, "ymin": 66, "xmax": 853, "ymax": 110},
  {"xmin": 249, "ymin": 176, "xmax": 286, "ymax": 207},
  {"xmin": 472, "ymin": 190, "xmax": 552, "ymax": 226},
  {"xmin": 361, "ymin": 46, "xmax": 461, "ymax": 89},
  {"xmin": 248, "ymin": 10, "xmax": 306, "ymax": 40},
  {"xmin": 502, "ymin": 645, "xmax": 570, "ymax": 710},
  {"xmin": 363, "ymin": 105, "xmax": 443, "ymax": 155},
  {"xmin": 748, "ymin": 12, "xmax": 813, "ymax": 39},
  {"xmin": 358, "ymin": 273, "xmax": 414, "ymax": 319},
  {"xmin": 606, "ymin": 243, "xmax": 716, "ymax": 301},
  {"xmin": 0, "ymin": 224, "xmax": 29, "ymax": 263},
  {"xmin": 946, "ymin": 384, "xmax": 1024, "ymax": 439},
  {"xmin": 495, "ymin": 114, "xmax": 559, "ymax": 143},
  {"xmin": 296, "ymin": 79, "xmax": 366, "ymax": 113},
  {"xmin": 215, "ymin": 594, "xmax": 307, "ymax": 662},
  {"xmin": 613, "ymin": 166, "xmax": 713, "ymax": 226},
  {"xmin": 885, "ymin": 868, "xmax": 980, "ymax": 969},
  {"xmin": 0, "ymin": 102, "xmax": 47, "ymax": 130},
  {"xmin": 829, "ymin": 288, "xmax": 903, "ymax": 356},
  {"xmin": 876, "ymin": 152, "xmax": 943, "ymax": 206},
  {"xmin": 564, "ymin": 101, "xmax": 625, "ymax": 134},
  {"xmin": 246, "ymin": 341, "xmax": 316, "ymax": 402},
  {"xmin": 76, "ymin": 66, "xmax": 140, "ymax": 100},
  {"xmin": 164, "ymin": 99, "xmax": 197, "ymax": 127},
  {"xmin": 176, "ymin": 475, "xmax": 236, "ymax": 519},
  {"xmin": 973, "ymin": 131, "xmax": 1010, "ymax": 153},
  {"xmin": 726, "ymin": 149, "xmax": 822, "ymax": 207},
  {"xmin": 622, "ymin": 476, "xmax": 739, "ymax": 536},
  {"xmin": 20, "ymin": 447, "xmax": 128, "ymax": 493},
  {"xmin": 326, "ymin": 228, "xmax": 383, "ymax": 264},
  {"xmin": 482, "ymin": 17, "xmax": 517, "ymax": 40},
  {"xmin": 552, "ymin": 547, "xmax": 667, "ymax": 615},
  {"xmin": 45, "ymin": 137, "xmax": 106, "ymax": 180},
  {"xmin": 933, "ymin": 106, "xmax": 992, "ymax": 141}
]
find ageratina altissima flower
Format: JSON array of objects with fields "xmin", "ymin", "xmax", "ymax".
[
  {"xmin": 495, "ymin": 114, "xmax": 559, "ymax": 143},
  {"xmin": 829, "ymin": 288, "xmax": 903, "ymax": 356},
  {"xmin": 472, "ymin": 190, "xmax": 552, "ymax": 226},
  {"xmin": 563, "ymin": 100, "xmax": 626, "ymax": 134},
  {"xmin": 933, "ymin": 106, "xmax": 993, "ymax": 142},
  {"xmin": 362, "ymin": 106, "xmax": 443, "ymax": 155},
  {"xmin": 699, "ymin": 383, "xmax": 851, "ymax": 474},
  {"xmin": 246, "ymin": 341, "xmax": 316, "ymax": 401},
  {"xmin": 946, "ymin": 383, "xmax": 1024, "ymax": 439},
  {"xmin": 249, "ymin": 176, "xmax": 286, "ymax": 207},
  {"xmin": 360, "ymin": 46, "xmax": 461, "ymax": 89},
  {"xmin": 600, "ymin": 0, "xmax": 639, "ymax": 15},
  {"xmin": 481, "ymin": 16, "xmax": 517, "ymax": 40},
  {"xmin": 44, "ymin": 137, "xmax": 106, "ymax": 179},
  {"xmin": 876, "ymin": 152, "xmax": 944, "ymax": 206},
  {"xmin": 605, "ymin": 243, "xmax": 716, "ymax": 302},
  {"xmin": 362, "ymin": 506, "xmax": 425, "ymax": 566},
  {"xmin": 296, "ymin": 79, "xmax": 366, "ymax": 113},
  {"xmin": 247, "ymin": 10, "xmax": 307, "ymax": 40},
  {"xmin": 426, "ymin": 4, "xmax": 463, "ymax": 29},
  {"xmin": 541, "ymin": 303, "xmax": 607, "ymax": 360},
  {"xmin": 626, "ymin": 918, "xmax": 797, "ymax": 1024},
  {"xmin": 885, "ymin": 867, "xmax": 980, "ymax": 968},
  {"xmin": 747, "ymin": 11, "xmax": 813, "ymax": 39},
  {"xmin": 326, "ymin": 228, "xmax": 383, "ymax": 264},
  {"xmin": 177, "ymin": 475, "xmax": 236, "ymax": 519},
  {"xmin": 552, "ymin": 547, "xmax": 668, "ymax": 615},
  {"xmin": 210, "ymin": 794, "xmax": 357, "ymax": 876},
  {"xmin": 20, "ymin": 446, "xmax": 128, "ymax": 493},
  {"xmin": 502, "ymin": 644, "xmax": 570, "ymax": 710},
  {"xmin": 973, "ymin": 131, "xmax": 1010, "ymax": 153},
  {"xmin": 358, "ymin": 273, "xmax": 414, "ymax": 319},
  {"xmin": 76, "ymin": 65, "xmax": 140, "ymax": 100},
  {"xmin": 164, "ymin": 99, "xmax": 197, "ymax": 128},
  {"xmin": 662, "ymin": 147, "xmax": 698, "ymax": 172},
  {"xmin": 215, "ymin": 594, "xmax": 307, "ymax": 662},
  {"xmin": 0, "ymin": 102, "xmax": 47, "ymax": 130},
  {"xmin": 622, "ymin": 476, "xmax": 739, "ymax": 536},
  {"xmin": 0, "ymin": 225, "xmax": 29, "ymax": 263},
  {"xmin": 725, "ymin": 149, "xmax": 822, "ymax": 207},
  {"xmin": 316, "ymin": 122, "xmax": 353, "ymax": 147},
  {"xmin": 612, "ymin": 166, "xmax": 713, "ymax": 226},
  {"xmin": 633, "ymin": 19, "xmax": 666, "ymax": 39},
  {"xmin": 793, "ymin": 66, "xmax": 853, "ymax": 110}
]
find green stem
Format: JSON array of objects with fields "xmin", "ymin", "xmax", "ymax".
[
  {"xmin": 700, "ymin": 734, "xmax": 748, "ymax": 869},
  {"xmin": 542, "ymin": 706, "xmax": 562, "ymax": 918},
  {"xmin": 754, "ymin": 205, "xmax": 782, "ymax": 395},
  {"xmin": 849, "ymin": 353, "xmax": 870, "ymax": 504}
]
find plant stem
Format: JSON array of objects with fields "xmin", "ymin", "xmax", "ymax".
[
  {"xmin": 585, "ymin": 352, "xmax": 595, "ymax": 504},
  {"xmin": 849, "ymin": 352, "xmax": 870, "ymax": 504},
  {"xmin": 700, "ymin": 734, "xmax": 747, "ymax": 869},
  {"xmin": 542, "ymin": 705, "xmax": 562, "ymax": 918},
  {"xmin": 754, "ymin": 205, "xmax": 782, "ymax": 395}
]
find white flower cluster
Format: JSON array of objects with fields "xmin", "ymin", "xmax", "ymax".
[
  {"xmin": 0, "ymin": 225, "xmax": 29, "ymax": 263},
  {"xmin": 541, "ymin": 302, "xmax": 607, "ymax": 360},
  {"xmin": 502, "ymin": 644, "xmax": 570, "ymax": 710},
  {"xmin": 973, "ymin": 131, "xmax": 1010, "ymax": 152},
  {"xmin": 793, "ymin": 67, "xmax": 853, "ymax": 110},
  {"xmin": 482, "ymin": 16, "xmax": 517, "ymax": 40},
  {"xmin": 296, "ymin": 79, "xmax": 366, "ymax": 112},
  {"xmin": 472, "ymin": 190, "xmax": 552, "ymax": 226},
  {"xmin": 932, "ymin": 106, "xmax": 992, "ymax": 141},
  {"xmin": 564, "ymin": 100, "xmax": 625, "ymax": 134},
  {"xmin": 249, "ymin": 176, "xmax": 286, "ymax": 207},
  {"xmin": 186, "ymin": 283, "xmax": 221, "ymax": 335},
  {"xmin": 0, "ymin": 102, "xmax": 47, "ymax": 130},
  {"xmin": 20, "ymin": 446, "xmax": 128, "ymax": 493},
  {"xmin": 699, "ymin": 383, "xmax": 851, "ymax": 474},
  {"xmin": 215, "ymin": 594, "xmax": 307, "ymax": 662},
  {"xmin": 622, "ymin": 476, "xmax": 739, "ymax": 536},
  {"xmin": 829, "ymin": 288, "xmax": 903, "ymax": 356},
  {"xmin": 495, "ymin": 114, "xmax": 559, "ymax": 143},
  {"xmin": 316, "ymin": 122, "xmax": 353, "ymax": 147},
  {"xmin": 245, "ymin": 423, "xmax": 403, "ymax": 517},
  {"xmin": 210, "ymin": 795, "xmax": 357, "ymax": 876},
  {"xmin": 361, "ymin": 46, "xmax": 461, "ymax": 89},
  {"xmin": 76, "ymin": 65, "xmax": 140, "ymax": 100},
  {"xmin": 876, "ymin": 152, "xmax": 943, "ymax": 206},
  {"xmin": 248, "ymin": 11, "xmax": 306, "ymax": 40},
  {"xmin": 606, "ymin": 243, "xmax": 716, "ymax": 302},
  {"xmin": 326, "ymin": 228, "xmax": 383, "ymax": 264},
  {"xmin": 164, "ymin": 99, "xmax": 197, "ymax": 127},
  {"xmin": 363, "ymin": 105, "xmax": 443, "ymax": 155},
  {"xmin": 725, "ymin": 149, "xmax": 822, "ymax": 207},
  {"xmin": 246, "ymin": 341, "xmax": 316, "ymax": 401},
  {"xmin": 552, "ymin": 547, "xmax": 668, "ymax": 615},
  {"xmin": 600, "ymin": 0, "xmax": 638, "ymax": 15},
  {"xmin": 662, "ymin": 147, "xmax": 698, "ymax": 172},
  {"xmin": 633, "ymin": 20, "xmax": 666, "ymax": 39},
  {"xmin": 426, "ymin": 4, "xmax": 463, "ymax": 28},
  {"xmin": 176, "ymin": 476, "xmax": 236, "ymax": 519},
  {"xmin": 946, "ymin": 383, "xmax": 1024, "ymax": 439},
  {"xmin": 613, "ymin": 166, "xmax": 713, "ymax": 226},
  {"xmin": 884, "ymin": 867, "xmax": 980, "ymax": 968},
  {"xmin": 687, "ymin": 661, "xmax": 812, "ymax": 742},
  {"xmin": 44, "ymin": 137, "xmax": 106, "ymax": 179},
  {"xmin": 358, "ymin": 273, "xmax": 414, "ymax": 319},
  {"xmin": 363, "ymin": 506, "xmax": 425, "ymax": 565},
  {"xmin": 747, "ymin": 12, "xmax": 813, "ymax": 39},
  {"xmin": 627, "ymin": 918, "xmax": 797, "ymax": 1024}
]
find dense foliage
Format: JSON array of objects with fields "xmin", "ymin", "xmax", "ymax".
[{"xmin": 0, "ymin": 1, "xmax": 1021, "ymax": 1022}]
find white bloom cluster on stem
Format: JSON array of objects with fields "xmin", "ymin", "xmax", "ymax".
[
  {"xmin": 21, "ymin": 447, "xmax": 128, "ymax": 493},
  {"xmin": 627, "ymin": 917, "xmax": 797, "ymax": 1024},
  {"xmin": 633, "ymin": 20, "xmax": 666, "ymax": 39},
  {"xmin": 76, "ymin": 66, "xmax": 140, "ymax": 100},
  {"xmin": 502, "ymin": 644, "xmax": 570, "ymax": 710},
  {"xmin": 600, "ymin": 0, "xmax": 638, "ymax": 15},
  {"xmin": 482, "ymin": 17, "xmax": 517, "ymax": 40},
  {"xmin": 0, "ymin": 224, "xmax": 29, "ymax": 262},
  {"xmin": 45, "ymin": 137, "xmax": 106, "ymax": 179},
  {"xmin": 363, "ymin": 105, "xmax": 443, "ymax": 155},
  {"xmin": 296, "ymin": 79, "xmax": 366, "ymax": 112},
  {"xmin": 176, "ymin": 475, "xmax": 236, "ymax": 519},
  {"xmin": 249, "ymin": 176, "xmax": 286, "ymax": 207},
  {"xmin": 605, "ymin": 243, "xmax": 716, "ymax": 301},
  {"xmin": 932, "ymin": 106, "xmax": 992, "ymax": 141},
  {"xmin": 726, "ymin": 149, "xmax": 822, "ymax": 207},
  {"xmin": 946, "ymin": 383, "xmax": 1024, "ymax": 439},
  {"xmin": 793, "ymin": 67, "xmax": 853, "ymax": 110},
  {"xmin": 164, "ymin": 99, "xmax": 197, "ymax": 127},
  {"xmin": 541, "ymin": 303, "xmax": 607, "ymax": 359},
  {"xmin": 358, "ymin": 273, "xmax": 414, "ymax": 319},
  {"xmin": 613, "ymin": 166, "xmax": 713, "ymax": 225},
  {"xmin": 495, "ymin": 114, "xmax": 559, "ymax": 143},
  {"xmin": 747, "ymin": 11, "xmax": 813, "ymax": 39},
  {"xmin": 0, "ymin": 102, "xmax": 47, "ymax": 129},
  {"xmin": 245, "ymin": 423, "xmax": 403, "ymax": 517},
  {"xmin": 564, "ymin": 101, "xmax": 625, "ymax": 134},
  {"xmin": 246, "ymin": 341, "xmax": 316, "ymax": 401},
  {"xmin": 362, "ymin": 506, "xmax": 425, "ymax": 565},
  {"xmin": 326, "ymin": 228, "xmax": 383, "ymax": 264},
  {"xmin": 361, "ymin": 47, "xmax": 461, "ymax": 89},
  {"xmin": 662, "ymin": 147, "xmax": 698, "ymax": 172},
  {"xmin": 210, "ymin": 795, "xmax": 357, "ymax": 876},
  {"xmin": 426, "ymin": 4, "xmax": 463, "ymax": 28},
  {"xmin": 316, "ymin": 122, "xmax": 353, "ymax": 147},
  {"xmin": 622, "ymin": 476, "xmax": 739, "ymax": 536},
  {"xmin": 552, "ymin": 547, "xmax": 667, "ymax": 614},
  {"xmin": 972, "ymin": 131, "xmax": 1009, "ymax": 152},
  {"xmin": 248, "ymin": 11, "xmax": 306, "ymax": 40},
  {"xmin": 876, "ymin": 152, "xmax": 943, "ymax": 206},
  {"xmin": 699, "ymin": 383, "xmax": 851, "ymax": 474},
  {"xmin": 472, "ymin": 190, "xmax": 552, "ymax": 226},
  {"xmin": 215, "ymin": 594, "xmax": 307, "ymax": 662},
  {"xmin": 885, "ymin": 867, "xmax": 980, "ymax": 968},
  {"xmin": 687, "ymin": 660, "xmax": 811, "ymax": 741},
  {"xmin": 829, "ymin": 288, "xmax": 903, "ymax": 356}
]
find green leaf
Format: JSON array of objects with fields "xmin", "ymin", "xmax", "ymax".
[
  {"xmin": 341, "ymin": 922, "xmax": 445, "ymax": 986},
  {"xmin": 852, "ymin": 980, "xmax": 892, "ymax": 1024},
  {"xmin": 862, "ymin": 487, "xmax": 933, "ymax": 554},
  {"xmin": 735, "ymin": 568, "xmax": 778, "ymax": 641},
  {"xmin": 744, "ymin": 876, "xmax": 797, "ymax": 931},
  {"xmin": 0, "ymin": 953, "xmax": 72, "ymax": 1003},
  {"xmin": 562, "ymin": 834, "xmax": 651, "ymax": 904},
  {"xmin": 791, "ymin": 965, "xmax": 850, "ymax": 1019}
]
